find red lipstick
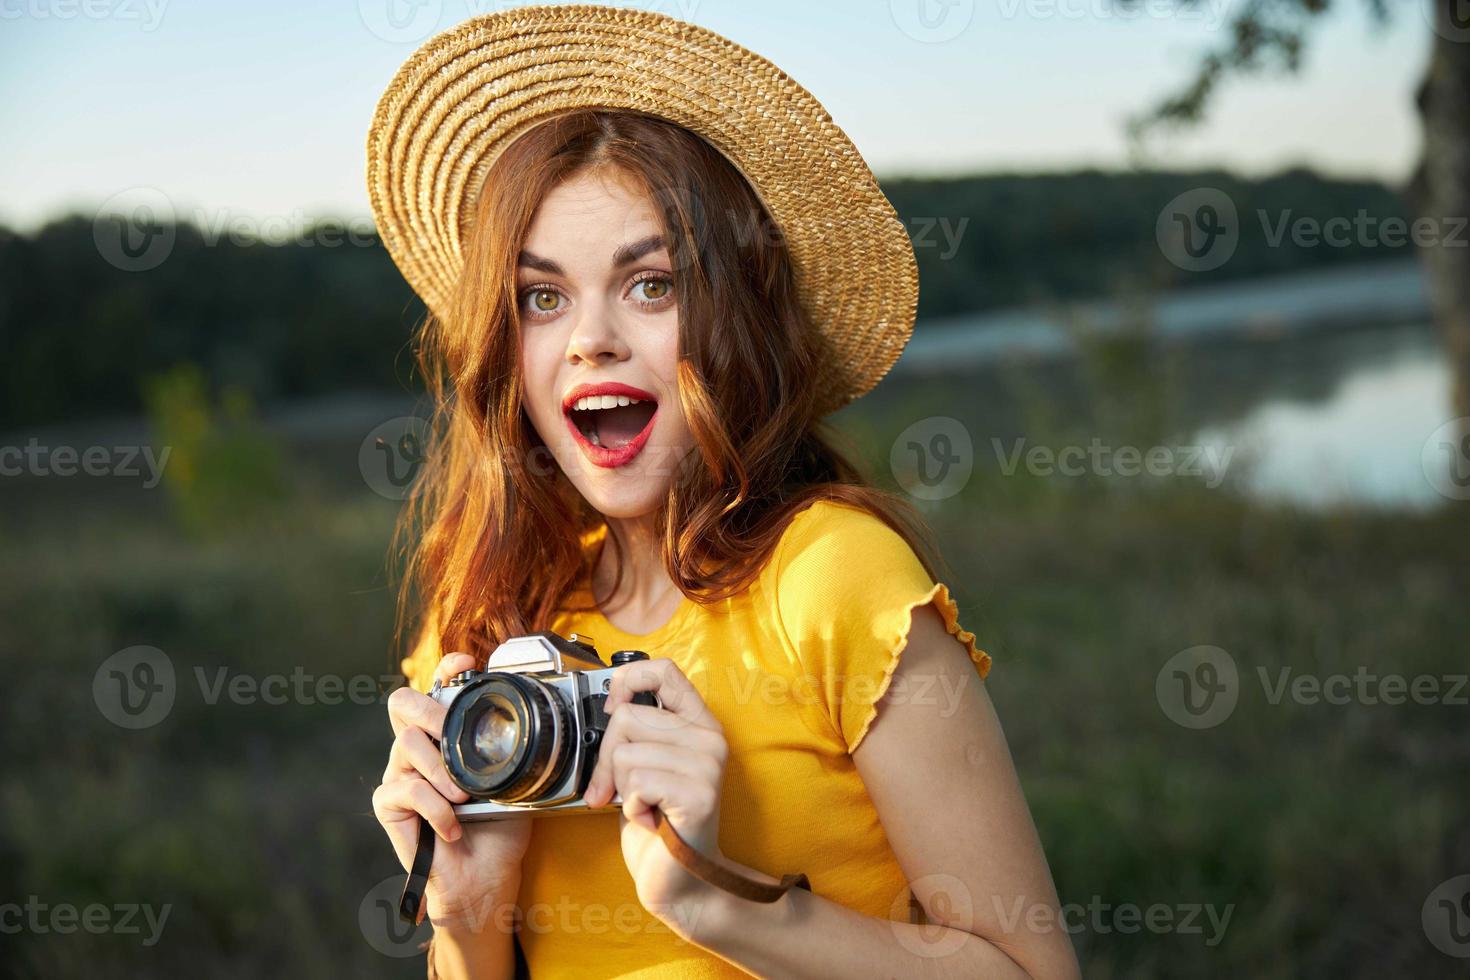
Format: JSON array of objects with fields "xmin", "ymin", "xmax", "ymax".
[{"xmin": 561, "ymin": 382, "xmax": 660, "ymax": 469}]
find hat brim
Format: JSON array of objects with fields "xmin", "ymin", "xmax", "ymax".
[{"xmin": 366, "ymin": 3, "xmax": 918, "ymax": 415}]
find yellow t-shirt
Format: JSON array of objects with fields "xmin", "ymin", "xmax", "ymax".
[{"xmin": 401, "ymin": 499, "xmax": 991, "ymax": 978}]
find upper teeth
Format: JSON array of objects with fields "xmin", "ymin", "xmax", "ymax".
[{"xmin": 571, "ymin": 395, "xmax": 647, "ymax": 411}]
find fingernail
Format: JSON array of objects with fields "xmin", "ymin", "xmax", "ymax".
[{"xmin": 449, "ymin": 824, "xmax": 462, "ymax": 841}]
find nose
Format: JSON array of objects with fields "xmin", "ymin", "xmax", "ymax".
[{"xmin": 565, "ymin": 307, "xmax": 631, "ymax": 367}]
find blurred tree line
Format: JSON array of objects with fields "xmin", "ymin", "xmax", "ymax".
[{"xmin": 0, "ymin": 169, "xmax": 1407, "ymax": 430}]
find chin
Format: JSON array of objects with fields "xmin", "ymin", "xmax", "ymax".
[
  {"xmin": 573, "ymin": 483, "xmax": 668, "ymax": 521},
  {"xmin": 564, "ymin": 442, "xmax": 691, "ymax": 520}
]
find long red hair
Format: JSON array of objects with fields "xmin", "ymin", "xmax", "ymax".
[{"xmin": 394, "ymin": 108, "xmax": 945, "ymax": 664}]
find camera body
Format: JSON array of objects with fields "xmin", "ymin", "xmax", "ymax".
[{"xmin": 428, "ymin": 631, "xmax": 658, "ymax": 821}]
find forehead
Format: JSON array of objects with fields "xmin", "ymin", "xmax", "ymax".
[{"xmin": 523, "ymin": 169, "xmax": 663, "ymax": 249}]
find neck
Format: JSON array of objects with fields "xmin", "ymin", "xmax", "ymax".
[{"xmin": 594, "ymin": 511, "xmax": 678, "ymax": 616}]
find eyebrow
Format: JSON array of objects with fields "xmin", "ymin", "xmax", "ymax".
[{"xmin": 517, "ymin": 234, "xmax": 667, "ymax": 276}]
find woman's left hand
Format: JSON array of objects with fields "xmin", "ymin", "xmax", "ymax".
[{"xmin": 583, "ymin": 657, "xmax": 728, "ymax": 932}]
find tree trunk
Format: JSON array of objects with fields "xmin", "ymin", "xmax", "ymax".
[{"xmin": 1411, "ymin": 1, "xmax": 1470, "ymax": 428}]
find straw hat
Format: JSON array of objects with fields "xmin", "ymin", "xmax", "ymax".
[{"xmin": 366, "ymin": 3, "xmax": 919, "ymax": 415}]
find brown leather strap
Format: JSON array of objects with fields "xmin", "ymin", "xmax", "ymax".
[{"xmin": 652, "ymin": 810, "xmax": 811, "ymax": 903}]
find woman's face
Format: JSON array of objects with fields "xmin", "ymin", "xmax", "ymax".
[{"xmin": 516, "ymin": 168, "xmax": 695, "ymax": 520}]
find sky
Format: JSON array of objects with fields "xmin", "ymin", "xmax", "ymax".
[{"xmin": 0, "ymin": 0, "xmax": 1431, "ymax": 233}]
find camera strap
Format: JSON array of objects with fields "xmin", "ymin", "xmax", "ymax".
[
  {"xmin": 399, "ymin": 815, "xmax": 436, "ymax": 925},
  {"xmin": 651, "ymin": 809, "xmax": 811, "ymax": 904},
  {"xmin": 398, "ymin": 809, "xmax": 809, "ymax": 925}
]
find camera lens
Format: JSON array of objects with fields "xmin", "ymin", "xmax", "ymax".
[
  {"xmin": 472, "ymin": 694, "xmax": 520, "ymax": 769},
  {"xmin": 441, "ymin": 673, "xmax": 570, "ymax": 802}
]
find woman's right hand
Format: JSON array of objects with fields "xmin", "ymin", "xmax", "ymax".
[{"xmin": 373, "ymin": 652, "xmax": 533, "ymax": 928}]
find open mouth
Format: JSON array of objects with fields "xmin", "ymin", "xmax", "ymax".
[
  {"xmin": 565, "ymin": 391, "xmax": 659, "ymax": 456},
  {"xmin": 560, "ymin": 382, "xmax": 661, "ymax": 468}
]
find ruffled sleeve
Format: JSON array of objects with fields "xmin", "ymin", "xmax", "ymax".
[{"xmin": 772, "ymin": 501, "xmax": 991, "ymax": 753}]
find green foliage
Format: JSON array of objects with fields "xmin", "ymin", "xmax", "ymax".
[
  {"xmin": 1, "ymin": 449, "xmax": 1464, "ymax": 976},
  {"xmin": 141, "ymin": 363, "xmax": 286, "ymax": 535}
]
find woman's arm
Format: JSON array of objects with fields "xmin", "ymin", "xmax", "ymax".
[
  {"xmin": 424, "ymin": 877, "xmax": 522, "ymax": 980},
  {"xmin": 670, "ymin": 602, "xmax": 1081, "ymax": 979}
]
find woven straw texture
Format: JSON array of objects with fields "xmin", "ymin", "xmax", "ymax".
[{"xmin": 366, "ymin": 3, "xmax": 919, "ymax": 415}]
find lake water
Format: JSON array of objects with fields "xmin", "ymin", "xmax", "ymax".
[
  {"xmin": 887, "ymin": 260, "xmax": 1459, "ymax": 511},
  {"xmin": 1191, "ymin": 325, "xmax": 1452, "ymax": 510}
]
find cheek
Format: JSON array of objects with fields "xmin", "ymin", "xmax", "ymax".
[{"xmin": 518, "ymin": 338, "xmax": 560, "ymax": 424}]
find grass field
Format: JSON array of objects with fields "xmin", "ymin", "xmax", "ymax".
[{"xmin": 2, "ymin": 383, "xmax": 1466, "ymax": 978}]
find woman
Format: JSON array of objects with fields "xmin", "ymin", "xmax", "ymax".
[{"xmin": 367, "ymin": 6, "xmax": 1077, "ymax": 978}]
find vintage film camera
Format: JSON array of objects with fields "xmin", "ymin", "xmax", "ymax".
[{"xmin": 429, "ymin": 630, "xmax": 661, "ymax": 819}]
